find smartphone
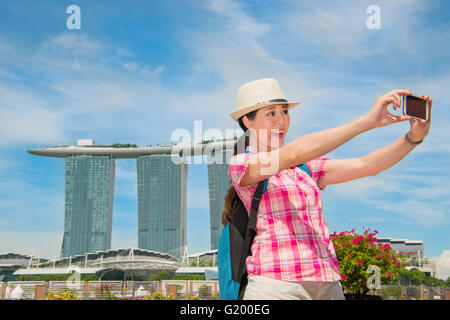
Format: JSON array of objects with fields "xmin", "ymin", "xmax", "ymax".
[{"xmin": 402, "ymin": 94, "xmax": 429, "ymax": 121}]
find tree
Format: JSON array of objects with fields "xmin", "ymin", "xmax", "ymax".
[{"xmin": 410, "ymin": 269, "xmax": 427, "ymax": 285}]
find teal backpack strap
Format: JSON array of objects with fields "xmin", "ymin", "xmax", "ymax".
[{"xmin": 297, "ymin": 163, "xmax": 311, "ymax": 177}]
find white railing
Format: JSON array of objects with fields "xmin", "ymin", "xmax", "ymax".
[
  {"xmin": 4, "ymin": 281, "xmax": 46, "ymax": 299},
  {"xmin": 0, "ymin": 280, "xmax": 219, "ymax": 300}
]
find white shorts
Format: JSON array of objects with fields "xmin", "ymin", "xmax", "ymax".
[{"xmin": 243, "ymin": 275, "xmax": 345, "ymax": 300}]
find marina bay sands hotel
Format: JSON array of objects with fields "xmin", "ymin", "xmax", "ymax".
[{"xmin": 27, "ymin": 139, "xmax": 235, "ymax": 259}]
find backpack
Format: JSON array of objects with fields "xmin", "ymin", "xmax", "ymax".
[{"xmin": 218, "ymin": 160, "xmax": 312, "ymax": 300}]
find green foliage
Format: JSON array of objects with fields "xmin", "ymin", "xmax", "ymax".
[
  {"xmin": 45, "ymin": 291, "xmax": 80, "ymax": 300},
  {"xmin": 112, "ymin": 143, "xmax": 137, "ymax": 148},
  {"xmin": 331, "ymin": 228, "xmax": 404, "ymax": 295},
  {"xmin": 171, "ymin": 273, "xmax": 205, "ymax": 280},
  {"xmin": 146, "ymin": 270, "xmax": 206, "ymax": 281},
  {"xmin": 189, "ymin": 259, "xmax": 214, "ymax": 267},
  {"xmin": 146, "ymin": 271, "xmax": 171, "ymax": 281},
  {"xmin": 105, "ymin": 292, "xmax": 119, "ymax": 300},
  {"xmin": 379, "ymin": 286, "xmax": 403, "ymax": 299},
  {"xmin": 143, "ymin": 291, "xmax": 176, "ymax": 300},
  {"xmin": 17, "ymin": 271, "xmax": 98, "ymax": 282},
  {"xmin": 181, "ymin": 295, "xmax": 202, "ymax": 300},
  {"xmin": 198, "ymin": 284, "xmax": 212, "ymax": 298},
  {"xmin": 399, "ymin": 268, "xmax": 449, "ymax": 287}
]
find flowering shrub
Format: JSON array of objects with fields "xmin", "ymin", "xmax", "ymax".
[
  {"xmin": 45, "ymin": 291, "xmax": 80, "ymax": 300},
  {"xmin": 140, "ymin": 291, "xmax": 219, "ymax": 300},
  {"xmin": 143, "ymin": 291, "xmax": 176, "ymax": 300},
  {"xmin": 330, "ymin": 228, "xmax": 405, "ymax": 295}
]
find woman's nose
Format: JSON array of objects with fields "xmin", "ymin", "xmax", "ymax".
[{"xmin": 274, "ymin": 113, "xmax": 286, "ymax": 126}]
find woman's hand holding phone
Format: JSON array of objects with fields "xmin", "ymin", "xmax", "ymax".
[
  {"xmin": 408, "ymin": 95, "xmax": 433, "ymax": 142},
  {"xmin": 365, "ymin": 89, "xmax": 414, "ymax": 129}
]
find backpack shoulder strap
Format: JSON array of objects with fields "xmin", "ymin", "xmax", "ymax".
[
  {"xmin": 297, "ymin": 163, "xmax": 312, "ymax": 177},
  {"xmin": 237, "ymin": 178, "xmax": 267, "ymax": 299},
  {"xmin": 247, "ymin": 178, "xmax": 268, "ymax": 232}
]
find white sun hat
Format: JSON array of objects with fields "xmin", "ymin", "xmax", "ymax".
[{"xmin": 230, "ymin": 78, "xmax": 300, "ymax": 121}]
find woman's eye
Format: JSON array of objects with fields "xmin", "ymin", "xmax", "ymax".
[{"xmin": 267, "ymin": 110, "xmax": 288, "ymax": 116}]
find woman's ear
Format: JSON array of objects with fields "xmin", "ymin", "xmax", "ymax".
[{"xmin": 242, "ymin": 115, "xmax": 252, "ymax": 130}]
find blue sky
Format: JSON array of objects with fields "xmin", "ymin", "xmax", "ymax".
[{"xmin": 0, "ymin": 1, "xmax": 449, "ymax": 278}]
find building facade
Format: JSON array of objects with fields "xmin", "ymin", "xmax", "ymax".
[
  {"xmin": 137, "ymin": 154, "xmax": 187, "ymax": 259},
  {"xmin": 206, "ymin": 149, "xmax": 233, "ymax": 249},
  {"xmin": 376, "ymin": 237, "xmax": 437, "ymax": 277},
  {"xmin": 61, "ymin": 155, "xmax": 115, "ymax": 258},
  {"xmin": 28, "ymin": 139, "xmax": 236, "ymax": 259}
]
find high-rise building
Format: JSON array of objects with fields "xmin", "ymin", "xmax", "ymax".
[
  {"xmin": 61, "ymin": 155, "xmax": 115, "ymax": 258},
  {"xmin": 206, "ymin": 149, "xmax": 232, "ymax": 249},
  {"xmin": 137, "ymin": 154, "xmax": 187, "ymax": 258},
  {"xmin": 28, "ymin": 139, "xmax": 235, "ymax": 259}
]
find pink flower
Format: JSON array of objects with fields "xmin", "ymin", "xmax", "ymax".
[
  {"xmin": 341, "ymin": 243, "xmax": 347, "ymax": 247},
  {"xmin": 383, "ymin": 244, "xmax": 391, "ymax": 249},
  {"xmin": 386, "ymin": 272, "xmax": 393, "ymax": 276},
  {"xmin": 352, "ymin": 236, "xmax": 363, "ymax": 245},
  {"xmin": 342, "ymin": 274, "xmax": 348, "ymax": 281},
  {"xmin": 357, "ymin": 260, "xmax": 362, "ymax": 265},
  {"xmin": 376, "ymin": 254, "xmax": 382, "ymax": 258}
]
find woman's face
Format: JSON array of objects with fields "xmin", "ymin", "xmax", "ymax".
[{"xmin": 243, "ymin": 103, "xmax": 290, "ymax": 151}]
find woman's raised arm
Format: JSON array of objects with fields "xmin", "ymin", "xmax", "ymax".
[{"xmin": 240, "ymin": 90, "xmax": 414, "ymax": 187}]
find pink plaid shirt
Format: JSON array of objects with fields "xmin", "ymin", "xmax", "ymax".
[{"xmin": 228, "ymin": 145, "xmax": 341, "ymax": 283}]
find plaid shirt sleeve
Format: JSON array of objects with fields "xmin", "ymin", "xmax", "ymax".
[
  {"xmin": 305, "ymin": 157, "xmax": 330, "ymax": 190},
  {"xmin": 227, "ymin": 151, "xmax": 259, "ymax": 213}
]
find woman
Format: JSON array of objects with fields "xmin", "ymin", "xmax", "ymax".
[{"xmin": 223, "ymin": 78, "xmax": 432, "ymax": 300}]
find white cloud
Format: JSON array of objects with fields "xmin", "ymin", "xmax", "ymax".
[
  {"xmin": 284, "ymin": 0, "xmax": 427, "ymax": 60},
  {"xmin": 0, "ymin": 230, "xmax": 62, "ymax": 260},
  {"xmin": 123, "ymin": 61, "xmax": 165, "ymax": 76},
  {"xmin": 0, "ymin": 85, "xmax": 64, "ymax": 145},
  {"xmin": 122, "ymin": 62, "xmax": 140, "ymax": 72},
  {"xmin": 326, "ymin": 172, "xmax": 450, "ymax": 228},
  {"xmin": 49, "ymin": 33, "xmax": 102, "ymax": 54},
  {"xmin": 435, "ymin": 250, "xmax": 450, "ymax": 280},
  {"xmin": 193, "ymin": 0, "xmax": 271, "ymax": 36}
]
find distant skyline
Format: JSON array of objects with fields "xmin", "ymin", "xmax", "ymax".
[{"xmin": 0, "ymin": 1, "xmax": 449, "ymax": 279}]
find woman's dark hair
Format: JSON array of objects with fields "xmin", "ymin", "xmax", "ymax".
[{"xmin": 221, "ymin": 109, "xmax": 258, "ymax": 225}]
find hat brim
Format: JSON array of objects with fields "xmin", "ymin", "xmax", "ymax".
[{"xmin": 230, "ymin": 101, "xmax": 300, "ymax": 122}]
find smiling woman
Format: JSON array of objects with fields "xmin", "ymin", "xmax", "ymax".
[{"xmin": 218, "ymin": 78, "xmax": 433, "ymax": 300}]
